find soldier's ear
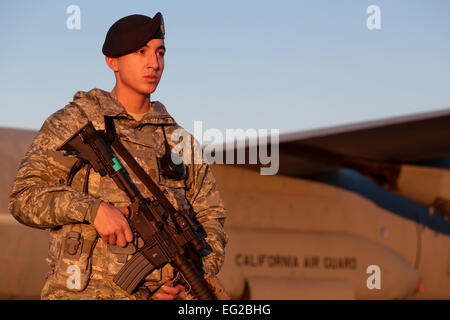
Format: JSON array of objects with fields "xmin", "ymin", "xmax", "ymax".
[{"xmin": 105, "ymin": 56, "xmax": 119, "ymax": 72}]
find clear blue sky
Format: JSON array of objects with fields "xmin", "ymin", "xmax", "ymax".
[{"xmin": 1, "ymin": 0, "xmax": 449, "ymax": 137}]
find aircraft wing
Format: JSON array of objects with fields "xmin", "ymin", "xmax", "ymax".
[{"xmin": 228, "ymin": 108, "xmax": 450, "ymax": 177}]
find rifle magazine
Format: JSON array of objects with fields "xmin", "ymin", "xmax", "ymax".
[{"xmin": 113, "ymin": 251, "xmax": 155, "ymax": 294}]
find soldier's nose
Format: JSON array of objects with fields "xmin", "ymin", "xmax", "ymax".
[{"xmin": 147, "ymin": 54, "xmax": 159, "ymax": 70}]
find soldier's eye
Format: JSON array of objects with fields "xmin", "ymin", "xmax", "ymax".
[
  {"xmin": 137, "ymin": 49, "xmax": 145, "ymax": 55},
  {"xmin": 158, "ymin": 51, "xmax": 165, "ymax": 57}
]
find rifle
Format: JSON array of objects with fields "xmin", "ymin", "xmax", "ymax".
[{"xmin": 57, "ymin": 121, "xmax": 220, "ymax": 300}]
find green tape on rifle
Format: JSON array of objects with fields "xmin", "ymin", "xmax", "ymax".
[{"xmin": 112, "ymin": 157, "xmax": 122, "ymax": 171}]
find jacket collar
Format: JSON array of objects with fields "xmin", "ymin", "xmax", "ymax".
[{"xmin": 73, "ymin": 88, "xmax": 176, "ymax": 125}]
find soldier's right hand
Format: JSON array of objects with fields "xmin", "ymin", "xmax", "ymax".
[{"xmin": 93, "ymin": 202, "xmax": 133, "ymax": 247}]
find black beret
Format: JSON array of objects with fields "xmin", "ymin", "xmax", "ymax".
[{"xmin": 102, "ymin": 12, "xmax": 165, "ymax": 58}]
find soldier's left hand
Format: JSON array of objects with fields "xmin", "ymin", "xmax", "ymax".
[{"xmin": 153, "ymin": 276, "xmax": 186, "ymax": 300}]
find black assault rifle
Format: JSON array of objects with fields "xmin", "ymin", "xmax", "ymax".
[{"xmin": 58, "ymin": 121, "xmax": 216, "ymax": 300}]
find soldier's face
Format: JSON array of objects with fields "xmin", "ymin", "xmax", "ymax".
[{"xmin": 108, "ymin": 38, "xmax": 165, "ymax": 95}]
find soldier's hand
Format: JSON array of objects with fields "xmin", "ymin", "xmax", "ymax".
[
  {"xmin": 93, "ymin": 202, "xmax": 133, "ymax": 247},
  {"xmin": 153, "ymin": 276, "xmax": 186, "ymax": 300}
]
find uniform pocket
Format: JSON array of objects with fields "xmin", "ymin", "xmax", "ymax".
[
  {"xmin": 52, "ymin": 224, "xmax": 98, "ymax": 292},
  {"xmin": 157, "ymin": 172, "xmax": 189, "ymax": 210},
  {"xmin": 158, "ymin": 175, "xmax": 186, "ymax": 189}
]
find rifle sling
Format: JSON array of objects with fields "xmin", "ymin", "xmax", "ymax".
[{"xmin": 103, "ymin": 116, "xmax": 178, "ymax": 216}]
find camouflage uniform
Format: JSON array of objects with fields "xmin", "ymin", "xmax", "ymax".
[{"xmin": 8, "ymin": 88, "xmax": 227, "ymax": 300}]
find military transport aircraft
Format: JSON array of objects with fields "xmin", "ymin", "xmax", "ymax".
[{"xmin": 1, "ymin": 108, "xmax": 449, "ymax": 299}]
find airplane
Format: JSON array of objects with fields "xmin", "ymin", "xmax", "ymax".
[{"xmin": 0, "ymin": 108, "xmax": 449, "ymax": 299}]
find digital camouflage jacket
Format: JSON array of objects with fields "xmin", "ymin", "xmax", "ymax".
[{"xmin": 8, "ymin": 88, "xmax": 227, "ymax": 300}]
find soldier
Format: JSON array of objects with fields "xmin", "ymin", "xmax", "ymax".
[{"xmin": 8, "ymin": 12, "xmax": 227, "ymax": 300}]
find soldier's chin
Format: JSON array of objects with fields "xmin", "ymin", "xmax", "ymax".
[{"xmin": 142, "ymin": 84, "xmax": 159, "ymax": 95}]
